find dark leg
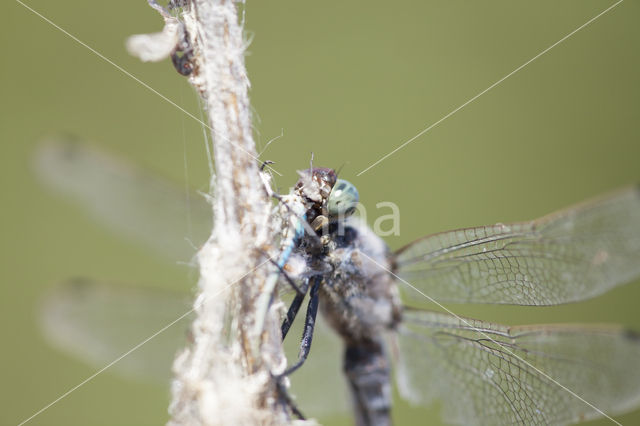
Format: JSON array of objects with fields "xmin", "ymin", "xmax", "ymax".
[
  {"xmin": 275, "ymin": 379, "xmax": 307, "ymax": 420},
  {"xmin": 267, "ymin": 257, "xmax": 306, "ymax": 295},
  {"xmin": 260, "ymin": 160, "xmax": 275, "ymax": 171},
  {"xmin": 274, "ymin": 277, "xmax": 320, "ymax": 419},
  {"xmin": 280, "ymin": 272, "xmax": 311, "ymax": 340},
  {"xmin": 280, "ymin": 277, "xmax": 320, "ymax": 377},
  {"xmin": 281, "ymin": 290, "xmax": 306, "ymax": 341},
  {"xmin": 275, "ymin": 287, "xmax": 312, "ymax": 421},
  {"xmin": 260, "ymin": 249, "xmax": 307, "ymax": 337}
]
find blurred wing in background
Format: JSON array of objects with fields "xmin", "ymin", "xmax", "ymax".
[
  {"xmin": 40, "ymin": 279, "xmax": 193, "ymax": 383},
  {"xmin": 41, "ymin": 280, "xmax": 349, "ymax": 416},
  {"xmin": 397, "ymin": 309, "xmax": 640, "ymax": 426},
  {"xmin": 34, "ymin": 136, "xmax": 212, "ymax": 262},
  {"xmin": 395, "ymin": 185, "xmax": 640, "ymax": 305}
]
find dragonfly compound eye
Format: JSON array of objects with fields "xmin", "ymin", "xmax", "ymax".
[{"xmin": 327, "ymin": 179, "xmax": 359, "ymax": 220}]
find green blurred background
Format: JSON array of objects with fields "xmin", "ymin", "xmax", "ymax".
[{"xmin": 2, "ymin": 0, "xmax": 640, "ymax": 425}]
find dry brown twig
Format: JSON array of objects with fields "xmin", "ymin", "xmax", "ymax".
[{"xmin": 128, "ymin": 1, "xmax": 309, "ymax": 425}]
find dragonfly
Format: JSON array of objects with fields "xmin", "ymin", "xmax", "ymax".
[{"xmin": 36, "ymin": 137, "xmax": 640, "ymax": 425}]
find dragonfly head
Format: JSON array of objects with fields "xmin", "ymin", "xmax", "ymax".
[
  {"xmin": 296, "ymin": 168, "xmax": 359, "ymax": 230},
  {"xmin": 296, "ymin": 167, "xmax": 337, "ymax": 204}
]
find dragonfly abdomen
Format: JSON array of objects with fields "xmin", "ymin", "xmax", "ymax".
[{"xmin": 344, "ymin": 337, "xmax": 393, "ymax": 426}]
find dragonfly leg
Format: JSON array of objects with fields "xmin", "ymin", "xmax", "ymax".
[
  {"xmin": 271, "ymin": 278, "xmax": 319, "ymax": 419},
  {"xmin": 260, "ymin": 160, "xmax": 275, "ymax": 171},
  {"xmin": 281, "ymin": 289, "xmax": 305, "ymax": 340},
  {"xmin": 279, "ymin": 277, "xmax": 320, "ymax": 377},
  {"xmin": 274, "ymin": 377, "xmax": 307, "ymax": 420},
  {"xmin": 266, "ymin": 256, "xmax": 306, "ymax": 295},
  {"xmin": 255, "ymin": 247, "xmax": 307, "ymax": 336},
  {"xmin": 260, "ymin": 250, "xmax": 309, "ymax": 340}
]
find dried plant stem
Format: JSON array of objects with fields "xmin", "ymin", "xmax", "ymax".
[{"xmin": 158, "ymin": 1, "xmax": 295, "ymax": 425}]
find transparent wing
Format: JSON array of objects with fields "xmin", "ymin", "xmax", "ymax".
[
  {"xmin": 40, "ymin": 279, "xmax": 193, "ymax": 383},
  {"xmin": 34, "ymin": 137, "xmax": 212, "ymax": 261},
  {"xmin": 397, "ymin": 309, "xmax": 640, "ymax": 425},
  {"xmin": 394, "ymin": 185, "xmax": 640, "ymax": 305},
  {"xmin": 40, "ymin": 279, "xmax": 350, "ymax": 416}
]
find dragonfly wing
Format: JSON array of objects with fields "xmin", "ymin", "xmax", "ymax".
[
  {"xmin": 394, "ymin": 185, "xmax": 640, "ymax": 305},
  {"xmin": 40, "ymin": 279, "xmax": 193, "ymax": 383},
  {"xmin": 396, "ymin": 309, "xmax": 640, "ymax": 425},
  {"xmin": 34, "ymin": 136, "xmax": 212, "ymax": 261},
  {"xmin": 41, "ymin": 279, "xmax": 350, "ymax": 415}
]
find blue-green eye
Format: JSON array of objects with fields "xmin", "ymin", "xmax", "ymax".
[{"xmin": 327, "ymin": 179, "xmax": 359, "ymax": 219}]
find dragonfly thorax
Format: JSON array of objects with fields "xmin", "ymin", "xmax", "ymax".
[
  {"xmin": 297, "ymin": 217, "xmax": 402, "ymax": 344},
  {"xmin": 288, "ymin": 167, "xmax": 400, "ymax": 343}
]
